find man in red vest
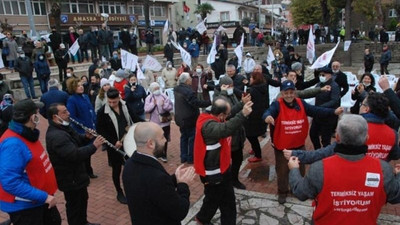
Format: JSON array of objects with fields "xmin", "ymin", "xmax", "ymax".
[
  {"xmin": 263, "ymin": 80, "xmax": 343, "ymax": 204},
  {"xmin": 0, "ymin": 99, "xmax": 60, "ymax": 225},
  {"xmin": 289, "ymin": 114, "xmax": 400, "ymax": 224},
  {"xmin": 194, "ymin": 97, "xmax": 253, "ymax": 225}
]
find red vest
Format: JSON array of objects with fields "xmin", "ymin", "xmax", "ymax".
[
  {"xmin": 313, "ymin": 155, "xmax": 386, "ymax": 225},
  {"xmin": 114, "ymin": 79, "xmax": 128, "ymax": 99},
  {"xmin": 366, "ymin": 122, "xmax": 396, "ymax": 161},
  {"xmin": 273, "ymin": 98, "xmax": 309, "ymax": 150},
  {"xmin": 0, "ymin": 130, "xmax": 58, "ymax": 202},
  {"xmin": 194, "ymin": 113, "xmax": 231, "ymax": 177}
]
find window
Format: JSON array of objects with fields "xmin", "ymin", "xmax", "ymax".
[
  {"xmin": 389, "ymin": 9, "xmax": 397, "ymax": 18},
  {"xmin": 0, "ymin": 0, "xmax": 30, "ymax": 15},
  {"xmin": 99, "ymin": 1, "xmax": 126, "ymax": 14},
  {"xmin": 220, "ymin": 11, "xmax": 229, "ymax": 21},
  {"xmin": 31, "ymin": 0, "xmax": 46, "ymax": 15},
  {"xmin": 61, "ymin": 0, "xmax": 94, "ymax": 13},
  {"xmin": 150, "ymin": 5, "xmax": 165, "ymax": 17},
  {"xmin": 129, "ymin": 5, "xmax": 143, "ymax": 16}
]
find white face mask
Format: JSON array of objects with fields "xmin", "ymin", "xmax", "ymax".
[
  {"xmin": 153, "ymin": 90, "xmax": 161, "ymax": 95},
  {"xmin": 32, "ymin": 114, "xmax": 40, "ymax": 125},
  {"xmin": 66, "ymin": 73, "xmax": 72, "ymax": 77},
  {"xmin": 332, "ymin": 69, "xmax": 339, "ymax": 73},
  {"xmin": 196, "ymin": 68, "xmax": 202, "ymax": 73},
  {"xmin": 56, "ymin": 115, "xmax": 69, "ymax": 126},
  {"xmin": 39, "ymin": 56, "xmax": 44, "ymax": 60},
  {"xmin": 363, "ymin": 82, "xmax": 371, "ymax": 87},
  {"xmin": 115, "ymin": 77, "xmax": 122, "ymax": 82},
  {"xmin": 107, "ymin": 65, "xmax": 111, "ymax": 69},
  {"xmin": 319, "ymin": 76, "xmax": 327, "ymax": 83},
  {"xmin": 20, "ymin": 54, "xmax": 25, "ymax": 58},
  {"xmin": 227, "ymin": 88, "xmax": 234, "ymax": 96},
  {"xmin": 168, "ymin": 65, "xmax": 172, "ymax": 69}
]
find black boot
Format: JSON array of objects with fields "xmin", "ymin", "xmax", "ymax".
[{"xmin": 117, "ymin": 191, "xmax": 127, "ymax": 204}]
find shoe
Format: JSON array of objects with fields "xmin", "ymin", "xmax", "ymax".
[
  {"xmin": 278, "ymin": 194, "xmax": 287, "ymax": 204},
  {"xmin": 249, "ymin": 149, "xmax": 255, "ymax": 155},
  {"xmin": 159, "ymin": 157, "xmax": 168, "ymax": 163},
  {"xmin": 232, "ymin": 180, "xmax": 246, "ymax": 190},
  {"xmin": 248, "ymin": 157, "xmax": 262, "ymax": 163},
  {"xmin": 89, "ymin": 174, "xmax": 98, "ymax": 179},
  {"xmin": 117, "ymin": 191, "xmax": 127, "ymax": 204}
]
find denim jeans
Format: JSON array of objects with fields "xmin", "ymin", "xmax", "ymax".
[
  {"xmin": 179, "ymin": 127, "xmax": 195, "ymax": 163},
  {"xmin": 80, "ymin": 49, "xmax": 89, "ymax": 62},
  {"xmin": 8, "ymin": 60, "xmax": 14, "ymax": 69},
  {"xmin": 20, "ymin": 75, "xmax": 36, "ymax": 98},
  {"xmin": 38, "ymin": 76, "xmax": 49, "ymax": 94}
]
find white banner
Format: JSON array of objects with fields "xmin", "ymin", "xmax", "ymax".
[
  {"xmin": 196, "ymin": 19, "xmax": 207, "ymax": 35},
  {"xmin": 121, "ymin": 49, "xmax": 138, "ymax": 71},
  {"xmin": 143, "ymin": 55, "xmax": 162, "ymax": 71},
  {"xmin": 234, "ymin": 34, "xmax": 244, "ymax": 68},
  {"xmin": 68, "ymin": 38, "xmax": 80, "ymax": 56},
  {"xmin": 136, "ymin": 63, "xmax": 145, "ymax": 80},
  {"xmin": 310, "ymin": 41, "xmax": 340, "ymax": 69},
  {"xmin": 0, "ymin": 55, "xmax": 4, "ymax": 68},
  {"xmin": 207, "ymin": 37, "xmax": 217, "ymax": 65},
  {"xmin": 172, "ymin": 41, "xmax": 191, "ymax": 68},
  {"xmin": 216, "ymin": 25, "xmax": 226, "ymax": 32},
  {"xmin": 266, "ymin": 46, "xmax": 275, "ymax": 70},
  {"xmin": 344, "ymin": 40, "xmax": 351, "ymax": 51},
  {"xmin": 163, "ymin": 20, "xmax": 169, "ymax": 34},
  {"xmin": 306, "ymin": 25, "xmax": 315, "ymax": 64}
]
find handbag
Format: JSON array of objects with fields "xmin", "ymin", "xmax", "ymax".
[{"xmin": 155, "ymin": 96, "xmax": 172, "ymax": 123}]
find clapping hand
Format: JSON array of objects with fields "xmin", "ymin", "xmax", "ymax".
[{"xmin": 175, "ymin": 165, "xmax": 196, "ymax": 183}]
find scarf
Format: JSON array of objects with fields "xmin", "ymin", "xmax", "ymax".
[
  {"xmin": 8, "ymin": 120, "xmax": 40, "ymax": 142},
  {"xmin": 333, "ymin": 143, "xmax": 368, "ymax": 155}
]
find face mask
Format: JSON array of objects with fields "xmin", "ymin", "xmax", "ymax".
[
  {"xmin": 227, "ymin": 88, "xmax": 234, "ymax": 96},
  {"xmin": 56, "ymin": 115, "xmax": 69, "ymax": 126},
  {"xmin": 332, "ymin": 69, "xmax": 339, "ymax": 73},
  {"xmin": 192, "ymin": 41, "xmax": 196, "ymax": 44},
  {"xmin": 363, "ymin": 82, "xmax": 371, "ymax": 87},
  {"xmin": 215, "ymin": 56, "xmax": 220, "ymax": 59},
  {"xmin": 32, "ymin": 114, "xmax": 40, "ymax": 125},
  {"xmin": 186, "ymin": 37, "xmax": 189, "ymax": 40},
  {"xmin": 168, "ymin": 65, "xmax": 172, "ymax": 69},
  {"xmin": 66, "ymin": 73, "xmax": 72, "ymax": 77},
  {"xmin": 153, "ymin": 90, "xmax": 161, "ymax": 95},
  {"xmin": 196, "ymin": 68, "xmax": 202, "ymax": 73},
  {"xmin": 130, "ymin": 82, "xmax": 136, "ymax": 86},
  {"xmin": 20, "ymin": 54, "xmax": 25, "ymax": 58},
  {"xmin": 115, "ymin": 77, "xmax": 122, "ymax": 82},
  {"xmin": 107, "ymin": 65, "xmax": 111, "ymax": 69},
  {"xmin": 113, "ymin": 55, "xmax": 118, "ymax": 59},
  {"xmin": 167, "ymin": 42, "xmax": 171, "ymax": 45},
  {"xmin": 319, "ymin": 76, "xmax": 326, "ymax": 83},
  {"xmin": 39, "ymin": 56, "xmax": 44, "ymax": 60}
]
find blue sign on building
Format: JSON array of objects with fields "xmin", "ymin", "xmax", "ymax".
[{"xmin": 138, "ymin": 20, "xmax": 166, "ymax": 27}]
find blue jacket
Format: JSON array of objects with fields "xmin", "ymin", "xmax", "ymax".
[
  {"xmin": 188, "ymin": 43, "xmax": 200, "ymax": 58},
  {"xmin": 33, "ymin": 54, "xmax": 50, "ymax": 78},
  {"xmin": 124, "ymin": 84, "xmax": 147, "ymax": 117},
  {"xmin": 67, "ymin": 94, "xmax": 96, "ymax": 134},
  {"xmin": 292, "ymin": 113, "xmax": 400, "ymax": 163},
  {"xmin": 40, "ymin": 87, "xmax": 69, "ymax": 118},
  {"xmin": 0, "ymin": 121, "xmax": 48, "ymax": 213},
  {"xmin": 380, "ymin": 50, "xmax": 391, "ymax": 64}
]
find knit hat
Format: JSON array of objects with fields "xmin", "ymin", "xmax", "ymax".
[
  {"xmin": 100, "ymin": 78, "xmax": 110, "ymax": 88},
  {"xmin": 219, "ymin": 75, "xmax": 233, "ymax": 86},
  {"xmin": 291, "ymin": 62, "xmax": 302, "ymax": 71},
  {"xmin": 116, "ymin": 69, "xmax": 126, "ymax": 78}
]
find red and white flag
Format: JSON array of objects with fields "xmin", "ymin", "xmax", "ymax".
[
  {"xmin": 306, "ymin": 25, "xmax": 315, "ymax": 64},
  {"xmin": 310, "ymin": 41, "xmax": 340, "ymax": 69},
  {"xmin": 183, "ymin": 1, "xmax": 190, "ymax": 13}
]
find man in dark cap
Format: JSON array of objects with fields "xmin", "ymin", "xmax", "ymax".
[
  {"xmin": 263, "ymin": 80, "xmax": 343, "ymax": 204},
  {"xmin": 0, "ymin": 99, "xmax": 61, "ymax": 225},
  {"xmin": 289, "ymin": 114, "xmax": 400, "ymax": 224},
  {"xmin": 309, "ymin": 67, "xmax": 341, "ymax": 150}
]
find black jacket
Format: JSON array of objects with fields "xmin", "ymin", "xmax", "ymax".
[
  {"xmin": 333, "ymin": 71, "xmax": 349, "ymax": 97},
  {"xmin": 364, "ymin": 54, "xmax": 374, "ymax": 70},
  {"xmin": 231, "ymin": 74, "xmax": 246, "ymax": 99},
  {"xmin": 164, "ymin": 43, "xmax": 174, "ymax": 59},
  {"xmin": 174, "ymin": 83, "xmax": 211, "ymax": 129},
  {"xmin": 49, "ymin": 31, "xmax": 62, "ymax": 52},
  {"xmin": 14, "ymin": 56, "xmax": 33, "ymax": 77},
  {"xmin": 244, "ymin": 83, "xmax": 268, "ymax": 137},
  {"xmin": 46, "ymin": 121, "xmax": 96, "ymax": 192},
  {"xmin": 122, "ymin": 152, "xmax": 190, "ymax": 225}
]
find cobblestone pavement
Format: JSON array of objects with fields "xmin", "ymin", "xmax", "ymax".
[{"xmin": 0, "ymin": 113, "xmax": 399, "ymax": 224}]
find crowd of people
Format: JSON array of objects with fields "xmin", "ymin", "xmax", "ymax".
[{"xmin": 0, "ymin": 22, "xmax": 400, "ymax": 225}]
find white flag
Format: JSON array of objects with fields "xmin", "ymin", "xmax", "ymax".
[
  {"xmin": 310, "ymin": 41, "xmax": 340, "ymax": 69},
  {"xmin": 121, "ymin": 49, "xmax": 138, "ymax": 71},
  {"xmin": 344, "ymin": 40, "xmax": 351, "ymax": 51},
  {"xmin": 266, "ymin": 46, "xmax": 275, "ymax": 70},
  {"xmin": 0, "ymin": 55, "xmax": 4, "ymax": 69},
  {"xmin": 163, "ymin": 20, "xmax": 169, "ymax": 34},
  {"xmin": 68, "ymin": 38, "xmax": 80, "ymax": 56},
  {"xmin": 234, "ymin": 34, "xmax": 244, "ymax": 68},
  {"xmin": 136, "ymin": 63, "xmax": 145, "ymax": 80},
  {"xmin": 216, "ymin": 25, "xmax": 226, "ymax": 32},
  {"xmin": 143, "ymin": 55, "xmax": 162, "ymax": 71},
  {"xmin": 306, "ymin": 25, "xmax": 315, "ymax": 64},
  {"xmin": 172, "ymin": 41, "xmax": 191, "ymax": 68},
  {"xmin": 207, "ymin": 37, "xmax": 217, "ymax": 64},
  {"xmin": 0, "ymin": 33, "xmax": 5, "ymax": 39},
  {"xmin": 196, "ymin": 19, "xmax": 207, "ymax": 35}
]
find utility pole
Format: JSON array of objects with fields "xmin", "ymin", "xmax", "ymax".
[
  {"xmin": 258, "ymin": 0, "xmax": 261, "ymax": 28},
  {"xmin": 25, "ymin": 0, "xmax": 38, "ymax": 38},
  {"xmin": 271, "ymin": 0, "xmax": 274, "ymax": 38}
]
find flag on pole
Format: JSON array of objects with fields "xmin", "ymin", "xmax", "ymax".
[
  {"xmin": 136, "ymin": 63, "xmax": 145, "ymax": 80},
  {"xmin": 266, "ymin": 45, "xmax": 275, "ymax": 70},
  {"xmin": 121, "ymin": 49, "xmax": 138, "ymax": 71},
  {"xmin": 234, "ymin": 34, "xmax": 244, "ymax": 68},
  {"xmin": 183, "ymin": 1, "xmax": 190, "ymax": 13},
  {"xmin": 207, "ymin": 37, "xmax": 217, "ymax": 65},
  {"xmin": 310, "ymin": 41, "xmax": 340, "ymax": 69},
  {"xmin": 196, "ymin": 19, "xmax": 207, "ymax": 34},
  {"xmin": 163, "ymin": 20, "xmax": 169, "ymax": 34},
  {"xmin": 0, "ymin": 55, "xmax": 4, "ymax": 69},
  {"xmin": 306, "ymin": 25, "xmax": 315, "ymax": 64},
  {"xmin": 143, "ymin": 55, "xmax": 163, "ymax": 71},
  {"xmin": 68, "ymin": 38, "xmax": 80, "ymax": 56},
  {"xmin": 216, "ymin": 25, "xmax": 226, "ymax": 32},
  {"xmin": 171, "ymin": 41, "xmax": 191, "ymax": 68}
]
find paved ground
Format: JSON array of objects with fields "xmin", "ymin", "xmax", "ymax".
[{"xmin": 0, "ymin": 117, "xmax": 399, "ymax": 224}]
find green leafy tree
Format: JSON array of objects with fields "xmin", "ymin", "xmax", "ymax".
[
  {"xmin": 242, "ymin": 17, "xmax": 251, "ymax": 27},
  {"xmin": 291, "ymin": 0, "xmax": 323, "ymax": 26},
  {"xmin": 194, "ymin": 3, "xmax": 215, "ymax": 20}
]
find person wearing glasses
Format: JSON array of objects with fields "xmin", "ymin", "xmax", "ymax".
[{"xmin": 309, "ymin": 67, "xmax": 341, "ymax": 150}]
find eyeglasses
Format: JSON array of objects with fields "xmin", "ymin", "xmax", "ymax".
[
  {"xmin": 319, "ymin": 73, "xmax": 326, "ymax": 77},
  {"xmin": 360, "ymin": 103, "xmax": 368, "ymax": 107}
]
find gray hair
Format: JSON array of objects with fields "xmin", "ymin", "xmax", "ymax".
[
  {"xmin": 178, "ymin": 72, "xmax": 190, "ymax": 85},
  {"xmin": 254, "ymin": 64, "xmax": 262, "ymax": 70},
  {"xmin": 291, "ymin": 62, "xmax": 302, "ymax": 71},
  {"xmin": 48, "ymin": 78, "xmax": 59, "ymax": 88},
  {"xmin": 227, "ymin": 64, "xmax": 236, "ymax": 70},
  {"xmin": 337, "ymin": 114, "xmax": 368, "ymax": 146}
]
